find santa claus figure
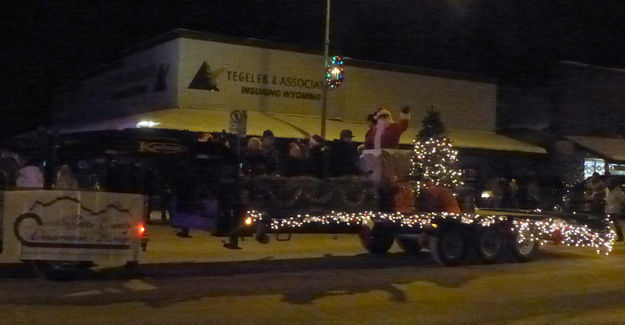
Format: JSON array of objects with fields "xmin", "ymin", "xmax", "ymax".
[{"xmin": 364, "ymin": 106, "xmax": 410, "ymax": 149}]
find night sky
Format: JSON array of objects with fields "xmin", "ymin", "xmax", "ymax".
[{"xmin": 2, "ymin": 0, "xmax": 624, "ymax": 138}]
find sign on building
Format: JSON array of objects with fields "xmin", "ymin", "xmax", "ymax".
[
  {"xmin": 137, "ymin": 141, "xmax": 187, "ymax": 154},
  {"xmin": 229, "ymin": 110, "xmax": 247, "ymax": 137}
]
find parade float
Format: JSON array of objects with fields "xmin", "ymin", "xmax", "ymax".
[
  {"xmin": 0, "ymin": 109, "xmax": 615, "ymax": 279},
  {"xmin": 236, "ymin": 108, "xmax": 617, "ymax": 266}
]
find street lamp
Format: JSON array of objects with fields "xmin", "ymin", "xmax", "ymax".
[{"xmin": 320, "ymin": 0, "xmax": 331, "ymax": 139}]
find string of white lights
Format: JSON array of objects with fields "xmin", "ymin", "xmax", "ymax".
[
  {"xmin": 245, "ymin": 210, "xmax": 616, "ymax": 255},
  {"xmin": 410, "ymin": 137, "xmax": 463, "ymax": 196}
]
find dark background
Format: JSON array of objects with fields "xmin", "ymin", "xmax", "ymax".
[{"xmin": 1, "ymin": 0, "xmax": 624, "ymax": 138}]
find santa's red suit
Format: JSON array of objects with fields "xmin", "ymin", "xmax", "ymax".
[{"xmin": 364, "ymin": 108, "xmax": 410, "ymax": 149}]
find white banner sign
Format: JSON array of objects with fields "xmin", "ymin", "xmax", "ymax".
[{"xmin": 1, "ymin": 190, "xmax": 145, "ymax": 263}]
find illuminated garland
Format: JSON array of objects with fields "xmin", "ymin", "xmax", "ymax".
[
  {"xmin": 326, "ymin": 56, "xmax": 344, "ymax": 89},
  {"xmin": 512, "ymin": 218, "xmax": 615, "ymax": 255},
  {"xmin": 246, "ymin": 210, "xmax": 616, "ymax": 255}
]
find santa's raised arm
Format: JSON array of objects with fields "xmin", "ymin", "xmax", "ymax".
[{"xmin": 365, "ymin": 106, "xmax": 411, "ymax": 149}]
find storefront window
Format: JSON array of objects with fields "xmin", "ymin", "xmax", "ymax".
[
  {"xmin": 609, "ymin": 163, "xmax": 625, "ymax": 175},
  {"xmin": 584, "ymin": 158, "xmax": 605, "ymax": 179}
]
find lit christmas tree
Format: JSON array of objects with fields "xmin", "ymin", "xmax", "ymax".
[{"xmin": 410, "ymin": 107, "xmax": 463, "ymax": 195}]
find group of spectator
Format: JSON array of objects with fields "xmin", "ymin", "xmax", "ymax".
[
  {"xmin": 0, "ymin": 153, "xmax": 148, "ymax": 192},
  {"xmin": 586, "ymin": 172, "xmax": 625, "ymax": 242},
  {"xmin": 481, "ymin": 175, "xmax": 543, "ymax": 210}
]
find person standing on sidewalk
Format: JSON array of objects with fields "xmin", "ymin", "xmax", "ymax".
[
  {"xmin": 605, "ymin": 177, "xmax": 625, "ymax": 242},
  {"xmin": 588, "ymin": 172, "xmax": 607, "ymax": 215}
]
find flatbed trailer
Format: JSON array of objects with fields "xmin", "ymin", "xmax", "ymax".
[
  {"xmin": 228, "ymin": 148, "xmax": 615, "ymax": 266},
  {"xmin": 219, "ymin": 148, "xmax": 617, "ymax": 266},
  {"xmin": 239, "ymin": 208, "xmax": 616, "ymax": 266}
]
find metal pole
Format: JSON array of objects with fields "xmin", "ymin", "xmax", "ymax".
[{"xmin": 321, "ymin": 0, "xmax": 330, "ymax": 139}]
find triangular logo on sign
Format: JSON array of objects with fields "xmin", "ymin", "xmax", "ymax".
[{"xmin": 188, "ymin": 62, "xmax": 219, "ymax": 91}]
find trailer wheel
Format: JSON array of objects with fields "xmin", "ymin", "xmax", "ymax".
[
  {"xmin": 359, "ymin": 224, "xmax": 394, "ymax": 255},
  {"xmin": 396, "ymin": 235, "xmax": 422, "ymax": 253},
  {"xmin": 429, "ymin": 226, "xmax": 467, "ymax": 266},
  {"xmin": 476, "ymin": 227, "xmax": 503, "ymax": 264},
  {"xmin": 509, "ymin": 233, "xmax": 540, "ymax": 262},
  {"xmin": 30, "ymin": 261, "xmax": 92, "ymax": 281}
]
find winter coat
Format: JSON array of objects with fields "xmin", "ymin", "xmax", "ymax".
[
  {"xmin": 242, "ymin": 151, "xmax": 267, "ymax": 175},
  {"xmin": 328, "ymin": 140, "xmax": 359, "ymax": 176},
  {"xmin": 16, "ymin": 165, "xmax": 44, "ymax": 188},
  {"xmin": 364, "ymin": 113, "xmax": 410, "ymax": 149}
]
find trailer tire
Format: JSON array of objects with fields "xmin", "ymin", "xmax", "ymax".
[
  {"xmin": 476, "ymin": 227, "xmax": 503, "ymax": 264},
  {"xmin": 429, "ymin": 226, "xmax": 467, "ymax": 266},
  {"xmin": 396, "ymin": 235, "xmax": 422, "ymax": 253},
  {"xmin": 509, "ymin": 233, "xmax": 540, "ymax": 262},
  {"xmin": 30, "ymin": 260, "xmax": 92, "ymax": 281},
  {"xmin": 359, "ymin": 225, "xmax": 394, "ymax": 255}
]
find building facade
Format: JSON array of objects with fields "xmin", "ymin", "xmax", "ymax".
[
  {"xmin": 53, "ymin": 29, "xmax": 546, "ymax": 187},
  {"xmin": 56, "ymin": 30, "xmax": 535, "ymax": 143},
  {"xmin": 499, "ymin": 61, "xmax": 625, "ymax": 184}
]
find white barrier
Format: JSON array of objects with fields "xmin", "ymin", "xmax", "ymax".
[
  {"xmin": 359, "ymin": 149, "xmax": 412, "ymax": 186},
  {"xmin": 0, "ymin": 190, "xmax": 146, "ymax": 264}
]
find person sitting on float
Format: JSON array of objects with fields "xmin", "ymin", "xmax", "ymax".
[
  {"xmin": 364, "ymin": 105, "xmax": 411, "ymax": 149},
  {"xmin": 306, "ymin": 134, "xmax": 329, "ymax": 178},
  {"xmin": 197, "ymin": 132, "xmax": 214, "ymax": 143},
  {"xmin": 242, "ymin": 137, "xmax": 266, "ymax": 175},
  {"xmin": 283, "ymin": 138, "xmax": 308, "ymax": 177}
]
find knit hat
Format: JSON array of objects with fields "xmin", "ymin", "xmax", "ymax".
[
  {"xmin": 310, "ymin": 134, "xmax": 324, "ymax": 147},
  {"xmin": 198, "ymin": 132, "xmax": 213, "ymax": 142},
  {"xmin": 340, "ymin": 129, "xmax": 354, "ymax": 139},
  {"xmin": 288, "ymin": 141, "xmax": 304, "ymax": 158},
  {"xmin": 247, "ymin": 137, "xmax": 262, "ymax": 151}
]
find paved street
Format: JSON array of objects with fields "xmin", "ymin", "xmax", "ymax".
[{"xmin": 1, "ymin": 224, "xmax": 625, "ymax": 325}]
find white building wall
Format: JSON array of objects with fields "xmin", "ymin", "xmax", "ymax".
[
  {"xmin": 341, "ymin": 65, "xmax": 497, "ymax": 130},
  {"xmin": 56, "ymin": 31, "xmax": 496, "ymax": 132},
  {"xmin": 55, "ymin": 39, "xmax": 180, "ymax": 123},
  {"xmin": 177, "ymin": 37, "xmax": 496, "ymax": 130}
]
